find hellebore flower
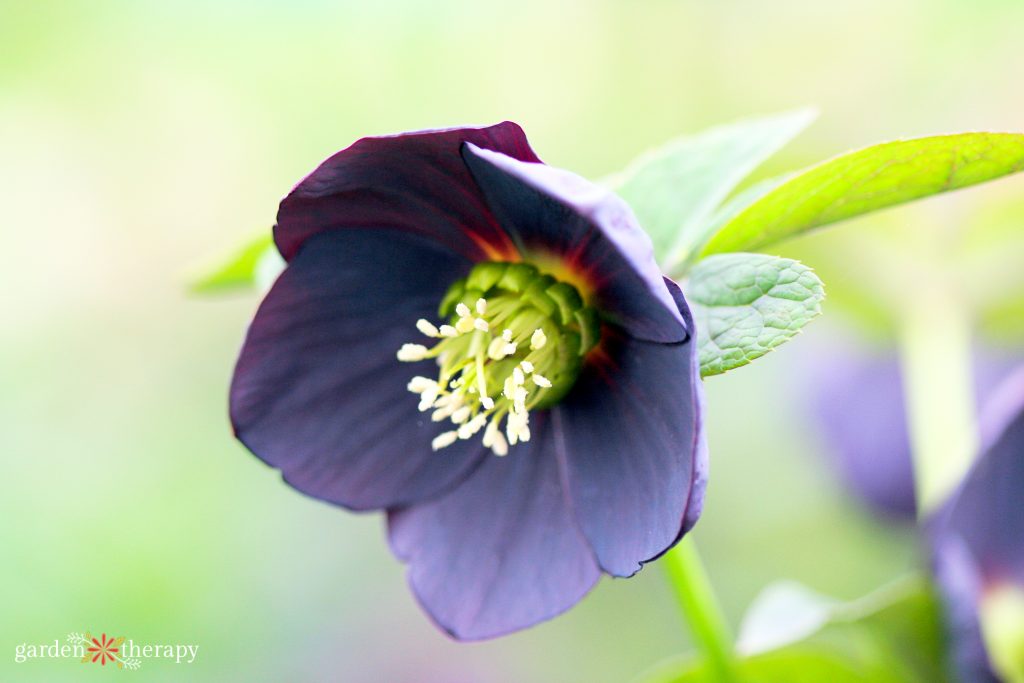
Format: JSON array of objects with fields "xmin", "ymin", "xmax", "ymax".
[
  {"xmin": 794, "ymin": 333, "xmax": 918, "ymax": 519},
  {"xmin": 229, "ymin": 123, "xmax": 706, "ymax": 639},
  {"xmin": 794, "ymin": 326, "xmax": 1021, "ymax": 521},
  {"xmin": 930, "ymin": 367, "xmax": 1024, "ymax": 683}
]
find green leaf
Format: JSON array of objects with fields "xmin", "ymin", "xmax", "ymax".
[
  {"xmin": 963, "ymin": 213, "xmax": 1024, "ymax": 344},
  {"xmin": 189, "ymin": 233, "xmax": 283, "ymax": 294},
  {"xmin": 613, "ymin": 109, "xmax": 816, "ymax": 268},
  {"xmin": 739, "ymin": 576, "xmax": 949, "ymax": 683},
  {"xmin": 655, "ymin": 649, "xmax": 887, "ymax": 683},
  {"xmin": 686, "ymin": 253, "xmax": 824, "ymax": 377},
  {"xmin": 635, "ymin": 576, "xmax": 950, "ymax": 683},
  {"xmin": 736, "ymin": 581, "xmax": 838, "ymax": 655},
  {"xmin": 701, "ymin": 132, "xmax": 1024, "ymax": 256},
  {"xmin": 668, "ymin": 174, "xmax": 790, "ymax": 277},
  {"xmin": 979, "ymin": 296, "xmax": 1024, "ymax": 343}
]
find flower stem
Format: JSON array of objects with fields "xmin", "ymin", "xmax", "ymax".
[
  {"xmin": 663, "ymin": 537, "xmax": 739, "ymax": 682},
  {"xmin": 898, "ymin": 283, "xmax": 978, "ymax": 516}
]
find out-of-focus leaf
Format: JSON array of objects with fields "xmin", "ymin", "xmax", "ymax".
[
  {"xmin": 980, "ymin": 296, "xmax": 1024, "ymax": 343},
  {"xmin": 614, "ymin": 109, "xmax": 816, "ymax": 268},
  {"xmin": 667, "ymin": 174, "xmax": 790, "ymax": 277},
  {"xmin": 637, "ymin": 648, "xmax": 881, "ymax": 683},
  {"xmin": 701, "ymin": 133, "xmax": 1024, "ymax": 256},
  {"xmin": 635, "ymin": 576, "xmax": 950, "ymax": 683},
  {"xmin": 848, "ymin": 577, "xmax": 950, "ymax": 683},
  {"xmin": 189, "ymin": 234, "xmax": 283, "ymax": 294},
  {"xmin": 740, "ymin": 576, "xmax": 949, "ymax": 680},
  {"xmin": 685, "ymin": 253, "xmax": 824, "ymax": 377},
  {"xmin": 962, "ymin": 211, "xmax": 1024, "ymax": 344},
  {"xmin": 737, "ymin": 581, "xmax": 838, "ymax": 655}
]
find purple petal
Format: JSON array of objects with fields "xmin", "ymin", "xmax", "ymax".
[
  {"xmin": 932, "ymin": 538, "xmax": 1000, "ymax": 683},
  {"xmin": 231, "ymin": 230, "xmax": 485, "ymax": 511},
  {"xmin": 796, "ymin": 335, "xmax": 918, "ymax": 519},
  {"xmin": 387, "ymin": 414, "xmax": 600, "ymax": 640},
  {"xmin": 939, "ymin": 365, "xmax": 1024, "ymax": 583},
  {"xmin": 794, "ymin": 332, "xmax": 1023, "ymax": 521},
  {"xmin": 553, "ymin": 278, "xmax": 704, "ymax": 577},
  {"xmin": 671, "ymin": 276, "xmax": 710, "ymax": 540},
  {"xmin": 930, "ymin": 366, "xmax": 1024, "ymax": 683},
  {"xmin": 681, "ymin": 400, "xmax": 710, "ymax": 538},
  {"xmin": 276, "ymin": 122, "xmax": 541, "ymax": 262},
  {"xmin": 977, "ymin": 364, "xmax": 1024, "ymax": 452},
  {"xmin": 461, "ymin": 143, "xmax": 687, "ymax": 344}
]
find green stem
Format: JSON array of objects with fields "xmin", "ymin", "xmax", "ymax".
[
  {"xmin": 663, "ymin": 537, "xmax": 739, "ymax": 682},
  {"xmin": 898, "ymin": 284, "xmax": 978, "ymax": 516}
]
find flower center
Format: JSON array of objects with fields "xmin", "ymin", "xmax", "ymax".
[{"xmin": 397, "ymin": 261, "xmax": 600, "ymax": 456}]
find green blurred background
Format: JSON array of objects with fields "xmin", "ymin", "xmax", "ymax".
[{"xmin": 4, "ymin": 0, "xmax": 1023, "ymax": 681}]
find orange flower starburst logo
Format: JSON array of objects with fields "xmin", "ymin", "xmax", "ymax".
[{"xmin": 83, "ymin": 632, "xmax": 125, "ymax": 667}]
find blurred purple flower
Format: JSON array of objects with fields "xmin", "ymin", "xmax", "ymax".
[
  {"xmin": 797, "ymin": 337, "xmax": 918, "ymax": 519},
  {"xmin": 930, "ymin": 368, "xmax": 1024, "ymax": 683},
  {"xmin": 795, "ymin": 330, "xmax": 1020, "ymax": 521},
  {"xmin": 229, "ymin": 123, "xmax": 706, "ymax": 640}
]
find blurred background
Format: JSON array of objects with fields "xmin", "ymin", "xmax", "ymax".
[{"xmin": 3, "ymin": 0, "xmax": 1024, "ymax": 681}]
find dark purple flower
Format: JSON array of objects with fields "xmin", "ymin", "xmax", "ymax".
[
  {"xmin": 230, "ymin": 123, "xmax": 706, "ymax": 640},
  {"xmin": 930, "ymin": 367, "xmax": 1024, "ymax": 683},
  {"xmin": 795, "ymin": 334, "xmax": 918, "ymax": 519},
  {"xmin": 794, "ymin": 328, "xmax": 1021, "ymax": 521}
]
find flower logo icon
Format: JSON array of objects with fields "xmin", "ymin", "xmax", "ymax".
[
  {"xmin": 84, "ymin": 633, "xmax": 124, "ymax": 666},
  {"xmin": 67, "ymin": 631, "xmax": 140, "ymax": 670}
]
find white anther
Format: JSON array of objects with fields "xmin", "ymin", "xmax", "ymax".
[
  {"xmin": 431, "ymin": 395, "xmax": 459, "ymax": 418},
  {"xmin": 482, "ymin": 419, "xmax": 510, "ymax": 455},
  {"xmin": 432, "ymin": 405, "xmax": 456, "ymax": 422},
  {"xmin": 490, "ymin": 430, "xmax": 509, "ymax": 456},
  {"xmin": 432, "ymin": 431, "xmax": 459, "ymax": 451},
  {"xmin": 508, "ymin": 411, "xmax": 527, "ymax": 430},
  {"xmin": 458, "ymin": 415, "xmax": 487, "ymax": 440},
  {"xmin": 488, "ymin": 338, "xmax": 509, "ymax": 360},
  {"xmin": 531, "ymin": 329, "xmax": 547, "ymax": 350},
  {"xmin": 513, "ymin": 386, "xmax": 528, "ymax": 411},
  {"xmin": 518, "ymin": 424, "xmax": 531, "ymax": 443},
  {"xmin": 482, "ymin": 420, "xmax": 498, "ymax": 447},
  {"xmin": 420, "ymin": 383, "xmax": 440, "ymax": 407},
  {"xmin": 416, "ymin": 319, "xmax": 440, "ymax": 337},
  {"xmin": 506, "ymin": 412, "xmax": 529, "ymax": 446},
  {"xmin": 397, "ymin": 344, "xmax": 429, "ymax": 362},
  {"xmin": 401, "ymin": 285, "xmax": 575, "ymax": 457},
  {"xmin": 407, "ymin": 376, "xmax": 437, "ymax": 394}
]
